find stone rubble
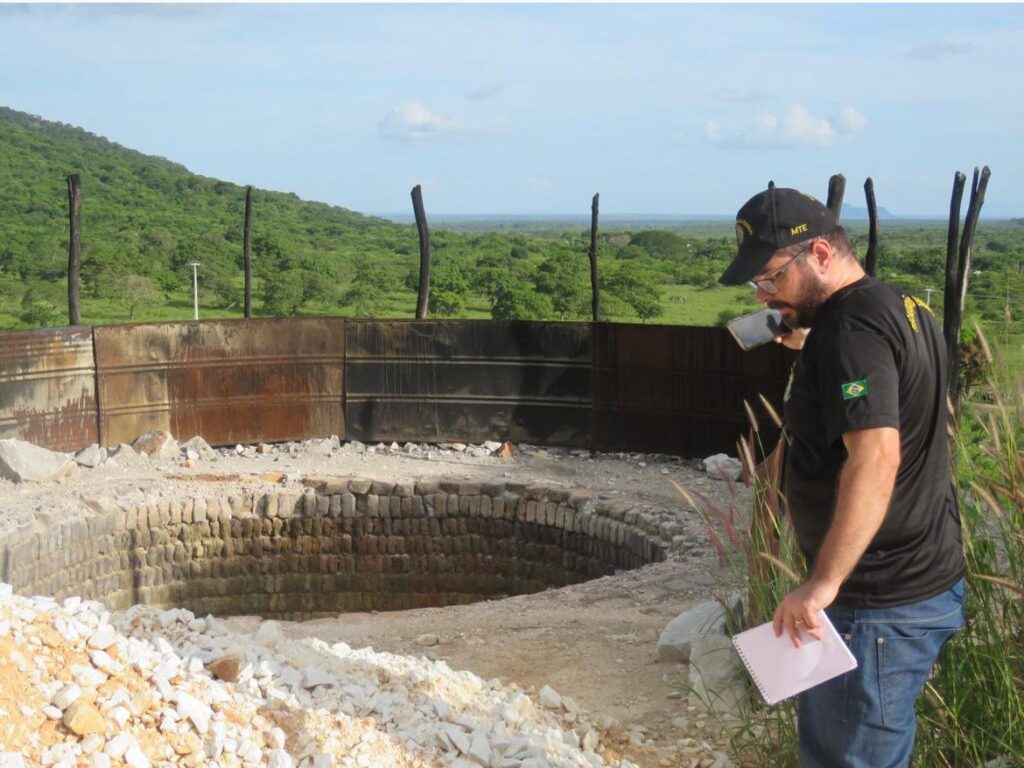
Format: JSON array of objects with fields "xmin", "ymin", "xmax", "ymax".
[
  {"xmin": 698, "ymin": 456, "xmax": 742, "ymax": 484},
  {"xmin": 0, "ymin": 439, "xmax": 76, "ymax": 483},
  {"xmin": 0, "ymin": 432, "xmax": 744, "ymax": 768},
  {"xmin": 0, "ymin": 586, "xmax": 654, "ymax": 768}
]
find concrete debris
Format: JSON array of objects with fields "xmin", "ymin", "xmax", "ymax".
[
  {"xmin": 687, "ymin": 635, "xmax": 749, "ymax": 717},
  {"xmin": 0, "ymin": 438, "xmax": 75, "ymax": 483},
  {"xmin": 181, "ymin": 435, "xmax": 216, "ymax": 460},
  {"xmin": 701, "ymin": 454, "xmax": 743, "ymax": 482},
  {"xmin": 131, "ymin": 430, "xmax": 179, "ymax": 460},
  {"xmin": 106, "ymin": 443, "xmax": 143, "ymax": 466},
  {"xmin": 657, "ymin": 600, "xmax": 730, "ymax": 663},
  {"xmin": 73, "ymin": 444, "xmax": 106, "ymax": 468}
]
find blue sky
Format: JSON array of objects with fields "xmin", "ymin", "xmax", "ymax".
[{"xmin": 1, "ymin": 3, "xmax": 1021, "ymax": 217}]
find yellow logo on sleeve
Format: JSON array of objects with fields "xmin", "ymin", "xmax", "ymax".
[{"xmin": 903, "ymin": 295, "xmax": 934, "ymax": 333}]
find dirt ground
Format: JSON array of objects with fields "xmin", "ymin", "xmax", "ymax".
[{"xmin": 3, "ymin": 440, "xmax": 752, "ymax": 766}]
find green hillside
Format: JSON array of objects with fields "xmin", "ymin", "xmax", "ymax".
[{"xmin": 0, "ymin": 105, "xmax": 424, "ymax": 325}]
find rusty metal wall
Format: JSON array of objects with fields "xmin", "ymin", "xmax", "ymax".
[
  {"xmin": 93, "ymin": 318, "xmax": 345, "ymax": 447},
  {"xmin": 2, "ymin": 319, "xmax": 788, "ymax": 458},
  {"xmin": 345, "ymin": 320, "xmax": 591, "ymax": 446},
  {"xmin": 0, "ymin": 326, "xmax": 99, "ymax": 452},
  {"xmin": 592, "ymin": 324, "xmax": 791, "ymax": 456}
]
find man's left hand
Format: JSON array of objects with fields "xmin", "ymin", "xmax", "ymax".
[{"xmin": 772, "ymin": 578, "xmax": 840, "ymax": 647}]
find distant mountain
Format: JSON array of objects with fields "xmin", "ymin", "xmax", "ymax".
[{"xmin": 841, "ymin": 202, "xmax": 896, "ymax": 220}]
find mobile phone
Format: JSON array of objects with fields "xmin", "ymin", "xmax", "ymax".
[{"xmin": 726, "ymin": 308, "xmax": 791, "ymax": 351}]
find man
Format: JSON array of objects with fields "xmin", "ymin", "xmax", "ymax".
[{"xmin": 719, "ymin": 183, "xmax": 965, "ymax": 768}]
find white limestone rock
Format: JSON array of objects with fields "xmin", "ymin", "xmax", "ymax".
[
  {"xmin": 701, "ymin": 453, "xmax": 743, "ymax": 482},
  {"xmin": 73, "ymin": 444, "xmax": 106, "ymax": 468},
  {"xmin": 87, "ymin": 626, "xmax": 118, "ymax": 651},
  {"xmin": 0, "ymin": 438, "xmax": 75, "ymax": 483},
  {"xmin": 687, "ymin": 635, "xmax": 750, "ymax": 717},
  {"xmin": 51, "ymin": 683, "xmax": 83, "ymax": 710},
  {"xmin": 657, "ymin": 600, "xmax": 730, "ymax": 663},
  {"xmin": 539, "ymin": 684, "xmax": 563, "ymax": 710},
  {"xmin": 267, "ymin": 750, "xmax": 294, "ymax": 768}
]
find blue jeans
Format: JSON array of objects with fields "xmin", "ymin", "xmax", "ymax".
[{"xmin": 797, "ymin": 578, "xmax": 965, "ymax": 768}]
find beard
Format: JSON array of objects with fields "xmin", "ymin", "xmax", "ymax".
[{"xmin": 768, "ymin": 268, "xmax": 830, "ymax": 329}]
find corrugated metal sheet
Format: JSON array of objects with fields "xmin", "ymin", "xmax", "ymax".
[
  {"xmin": 592, "ymin": 324, "xmax": 791, "ymax": 456},
  {"xmin": 0, "ymin": 326, "xmax": 99, "ymax": 452},
  {"xmin": 346, "ymin": 320, "xmax": 591, "ymax": 446},
  {"xmin": 1, "ymin": 319, "xmax": 790, "ymax": 457},
  {"xmin": 94, "ymin": 319, "xmax": 345, "ymax": 447}
]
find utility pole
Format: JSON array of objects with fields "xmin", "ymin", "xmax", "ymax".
[
  {"xmin": 924, "ymin": 286, "xmax": 936, "ymax": 307},
  {"xmin": 1006, "ymin": 267, "xmax": 1012, "ymax": 349},
  {"xmin": 190, "ymin": 261, "xmax": 201, "ymax": 321}
]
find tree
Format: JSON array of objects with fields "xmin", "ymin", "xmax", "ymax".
[
  {"xmin": 533, "ymin": 253, "xmax": 589, "ymax": 320},
  {"xmin": 487, "ymin": 269, "xmax": 553, "ymax": 320},
  {"xmin": 117, "ymin": 275, "xmax": 163, "ymax": 321},
  {"xmin": 629, "ymin": 230, "xmax": 688, "ymax": 259},
  {"xmin": 341, "ymin": 261, "xmax": 398, "ymax": 317},
  {"xmin": 262, "ymin": 270, "xmax": 306, "ymax": 316},
  {"xmin": 428, "ymin": 260, "xmax": 471, "ymax": 317},
  {"xmin": 603, "ymin": 265, "xmax": 663, "ymax": 321},
  {"xmin": 20, "ymin": 301, "xmax": 61, "ymax": 327}
]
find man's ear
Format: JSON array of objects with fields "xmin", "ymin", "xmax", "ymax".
[{"xmin": 806, "ymin": 238, "xmax": 832, "ymax": 275}]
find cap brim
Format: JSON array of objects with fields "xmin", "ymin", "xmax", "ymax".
[{"xmin": 718, "ymin": 246, "xmax": 773, "ymax": 286}]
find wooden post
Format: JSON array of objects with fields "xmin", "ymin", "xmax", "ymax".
[
  {"xmin": 589, "ymin": 193, "xmax": 600, "ymax": 322},
  {"xmin": 826, "ymin": 173, "xmax": 846, "ymax": 220},
  {"xmin": 943, "ymin": 167, "xmax": 991, "ymax": 412},
  {"xmin": 66, "ymin": 174, "xmax": 82, "ymax": 325},
  {"xmin": 243, "ymin": 185, "xmax": 253, "ymax": 318},
  {"xmin": 943, "ymin": 172, "xmax": 968, "ymax": 406},
  {"xmin": 412, "ymin": 185, "xmax": 431, "ymax": 319},
  {"xmin": 863, "ymin": 178, "xmax": 879, "ymax": 277}
]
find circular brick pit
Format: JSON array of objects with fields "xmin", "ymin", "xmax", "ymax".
[{"xmin": 2, "ymin": 475, "xmax": 669, "ymax": 620}]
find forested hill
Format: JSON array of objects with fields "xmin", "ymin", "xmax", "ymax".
[{"xmin": 0, "ymin": 105, "xmax": 413, "ymax": 320}]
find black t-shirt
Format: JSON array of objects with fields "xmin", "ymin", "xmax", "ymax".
[{"xmin": 783, "ymin": 276, "xmax": 964, "ymax": 607}]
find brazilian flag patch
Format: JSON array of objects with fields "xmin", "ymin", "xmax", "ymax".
[{"xmin": 841, "ymin": 379, "xmax": 868, "ymax": 400}]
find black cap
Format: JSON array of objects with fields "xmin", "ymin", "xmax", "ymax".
[{"xmin": 718, "ymin": 182, "xmax": 838, "ymax": 285}]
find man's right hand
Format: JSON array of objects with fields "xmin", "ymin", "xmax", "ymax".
[{"xmin": 775, "ymin": 327, "xmax": 810, "ymax": 351}]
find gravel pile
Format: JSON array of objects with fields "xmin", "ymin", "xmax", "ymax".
[{"xmin": 0, "ymin": 584, "xmax": 645, "ymax": 768}]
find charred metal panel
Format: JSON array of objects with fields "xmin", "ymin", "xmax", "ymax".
[
  {"xmin": 592, "ymin": 324, "xmax": 791, "ymax": 456},
  {"xmin": 346, "ymin": 320, "xmax": 591, "ymax": 445},
  {"xmin": 94, "ymin": 319, "xmax": 345, "ymax": 447},
  {"xmin": 0, "ymin": 327, "xmax": 99, "ymax": 452}
]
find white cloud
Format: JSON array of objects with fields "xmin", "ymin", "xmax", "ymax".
[
  {"xmin": 838, "ymin": 106, "xmax": 868, "ymax": 135},
  {"xmin": 706, "ymin": 103, "xmax": 866, "ymax": 149},
  {"xmin": 378, "ymin": 103, "xmax": 460, "ymax": 142},
  {"xmin": 908, "ymin": 41, "xmax": 974, "ymax": 61}
]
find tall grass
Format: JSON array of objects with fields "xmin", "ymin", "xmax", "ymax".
[
  {"xmin": 682, "ymin": 329, "xmax": 1024, "ymax": 767},
  {"xmin": 914, "ymin": 328, "xmax": 1024, "ymax": 767}
]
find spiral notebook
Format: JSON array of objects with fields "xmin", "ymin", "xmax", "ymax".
[{"xmin": 731, "ymin": 612, "xmax": 857, "ymax": 705}]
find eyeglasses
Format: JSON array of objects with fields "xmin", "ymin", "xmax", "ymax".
[{"xmin": 747, "ymin": 240, "xmax": 816, "ymax": 294}]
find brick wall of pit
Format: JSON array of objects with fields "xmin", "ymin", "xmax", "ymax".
[{"xmin": 0, "ymin": 478, "xmax": 667, "ymax": 620}]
